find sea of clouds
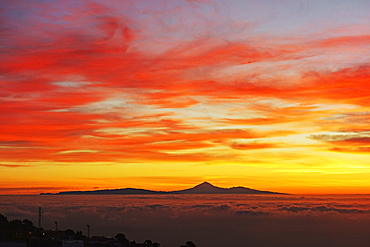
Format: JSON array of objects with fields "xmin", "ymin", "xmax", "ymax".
[{"xmin": 2, "ymin": 194, "xmax": 370, "ymax": 247}]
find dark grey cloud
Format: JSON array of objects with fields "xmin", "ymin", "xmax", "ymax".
[
  {"xmin": 310, "ymin": 131, "xmax": 370, "ymax": 143},
  {"xmin": 279, "ymin": 206, "xmax": 310, "ymax": 213},
  {"xmin": 279, "ymin": 205, "xmax": 370, "ymax": 215},
  {"xmin": 145, "ymin": 204, "xmax": 169, "ymax": 210},
  {"xmin": 212, "ymin": 204, "xmax": 231, "ymax": 211},
  {"xmin": 235, "ymin": 210, "xmax": 270, "ymax": 216}
]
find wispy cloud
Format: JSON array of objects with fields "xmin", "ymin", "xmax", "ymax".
[{"xmin": 0, "ymin": 164, "xmax": 29, "ymax": 168}]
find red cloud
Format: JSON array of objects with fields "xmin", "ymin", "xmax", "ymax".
[{"xmin": 0, "ymin": 0, "xmax": 369, "ymax": 164}]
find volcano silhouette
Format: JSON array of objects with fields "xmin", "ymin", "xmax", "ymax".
[
  {"xmin": 43, "ymin": 181, "xmax": 285, "ymax": 195},
  {"xmin": 171, "ymin": 181, "xmax": 281, "ymax": 194}
]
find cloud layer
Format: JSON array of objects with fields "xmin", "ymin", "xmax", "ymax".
[{"xmin": 2, "ymin": 194, "xmax": 370, "ymax": 247}]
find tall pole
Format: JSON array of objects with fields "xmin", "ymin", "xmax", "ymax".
[
  {"xmin": 38, "ymin": 207, "xmax": 42, "ymax": 229},
  {"xmin": 86, "ymin": 225, "xmax": 90, "ymax": 238},
  {"xmin": 55, "ymin": 221, "xmax": 58, "ymax": 240}
]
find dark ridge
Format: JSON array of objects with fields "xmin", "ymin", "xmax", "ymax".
[
  {"xmin": 41, "ymin": 182, "xmax": 287, "ymax": 195},
  {"xmin": 43, "ymin": 188, "xmax": 167, "ymax": 195},
  {"xmin": 171, "ymin": 181, "xmax": 283, "ymax": 194}
]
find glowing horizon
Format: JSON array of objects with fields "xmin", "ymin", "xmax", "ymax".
[{"xmin": 1, "ymin": 0, "xmax": 370, "ymax": 195}]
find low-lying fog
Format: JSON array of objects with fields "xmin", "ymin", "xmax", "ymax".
[{"xmin": 2, "ymin": 194, "xmax": 370, "ymax": 247}]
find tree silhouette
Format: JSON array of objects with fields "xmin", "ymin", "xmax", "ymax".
[
  {"xmin": 22, "ymin": 219, "xmax": 34, "ymax": 230},
  {"xmin": 0, "ymin": 214, "xmax": 9, "ymax": 230},
  {"xmin": 186, "ymin": 241, "xmax": 196, "ymax": 247},
  {"xmin": 180, "ymin": 241, "xmax": 196, "ymax": 247},
  {"xmin": 65, "ymin": 229, "xmax": 75, "ymax": 236},
  {"xmin": 144, "ymin": 239, "xmax": 153, "ymax": 245},
  {"xmin": 115, "ymin": 233, "xmax": 129, "ymax": 246}
]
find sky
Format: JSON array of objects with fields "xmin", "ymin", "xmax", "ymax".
[{"xmin": 0, "ymin": 0, "xmax": 370, "ymax": 195}]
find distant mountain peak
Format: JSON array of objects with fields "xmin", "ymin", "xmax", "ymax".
[
  {"xmin": 43, "ymin": 181, "xmax": 286, "ymax": 195},
  {"xmin": 193, "ymin": 181, "xmax": 221, "ymax": 189},
  {"xmin": 197, "ymin": 181, "xmax": 214, "ymax": 187}
]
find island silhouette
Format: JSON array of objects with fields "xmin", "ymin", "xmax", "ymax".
[{"xmin": 41, "ymin": 182, "xmax": 286, "ymax": 195}]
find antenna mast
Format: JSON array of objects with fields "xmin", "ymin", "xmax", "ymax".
[{"xmin": 38, "ymin": 207, "xmax": 42, "ymax": 229}]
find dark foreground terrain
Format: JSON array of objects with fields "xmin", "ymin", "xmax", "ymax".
[{"xmin": 0, "ymin": 213, "xmax": 195, "ymax": 247}]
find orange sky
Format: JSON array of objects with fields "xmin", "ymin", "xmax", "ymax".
[{"xmin": 1, "ymin": 0, "xmax": 370, "ymax": 195}]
